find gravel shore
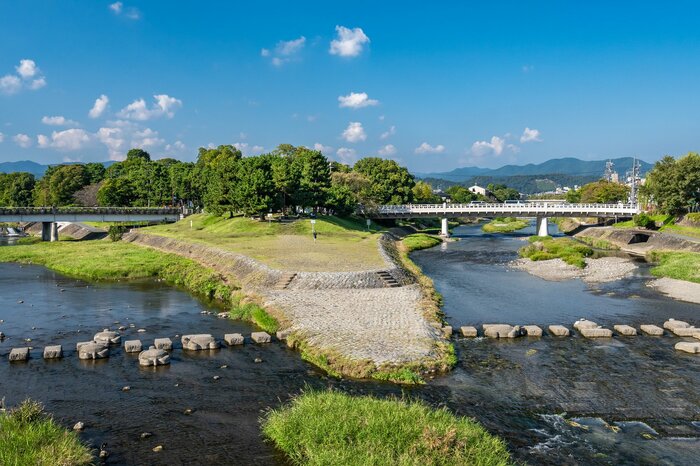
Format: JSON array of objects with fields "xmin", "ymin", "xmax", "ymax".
[
  {"xmin": 647, "ymin": 277, "xmax": 700, "ymax": 305},
  {"xmin": 510, "ymin": 257, "xmax": 637, "ymax": 283}
]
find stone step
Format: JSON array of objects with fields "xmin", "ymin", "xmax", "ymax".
[
  {"xmin": 376, "ymin": 271, "xmax": 400, "ymax": 288},
  {"xmin": 274, "ymin": 273, "xmax": 297, "ymax": 290}
]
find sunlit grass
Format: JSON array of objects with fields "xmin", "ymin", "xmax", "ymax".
[
  {"xmin": 647, "ymin": 251, "xmax": 700, "ymax": 283},
  {"xmin": 482, "ymin": 217, "xmax": 529, "ymax": 233},
  {"xmin": 519, "ymin": 236, "xmax": 594, "ymax": 268}
]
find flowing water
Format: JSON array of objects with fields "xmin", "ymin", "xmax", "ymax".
[{"xmin": 1, "ymin": 224, "xmax": 699, "ymax": 465}]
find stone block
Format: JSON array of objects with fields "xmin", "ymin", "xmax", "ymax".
[
  {"xmin": 548, "ymin": 325, "xmax": 570, "ymax": 337},
  {"xmin": 154, "ymin": 338, "xmax": 173, "ymax": 350},
  {"xmin": 640, "ymin": 325, "xmax": 664, "ymax": 336},
  {"xmin": 460, "ymin": 326, "xmax": 478, "ymax": 337},
  {"xmin": 224, "ymin": 333, "xmax": 244, "ymax": 346},
  {"xmin": 614, "ymin": 325, "xmax": 637, "ymax": 336},
  {"xmin": 251, "ymin": 332, "xmax": 271, "ymax": 344},
  {"xmin": 664, "ymin": 319, "xmax": 690, "ymax": 330},
  {"xmin": 580, "ymin": 327, "xmax": 613, "ymax": 338},
  {"xmin": 523, "ymin": 325, "xmax": 543, "ymax": 337},
  {"xmin": 124, "ymin": 340, "xmax": 142, "ymax": 353},
  {"xmin": 138, "ymin": 346, "xmax": 171, "ymax": 366},
  {"xmin": 93, "ymin": 329, "xmax": 121, "ymax": 345},
  {"xmin": 76, "ymin": 341, "xmax": 93, "ymax": 350},
  {"xmin": 9, "ymin": 347, "xmax": 29, "ymax": 361},
  {"xmin": 181, "ymin": 334, "xmax": 219, "ymax": 350},
  {"xmin": 276, "ymin": 329, "xmax": 292, "ymax": 341},
  {"xmin": 442, "ymin": 326, "xmax": 453, "ymax": 338},
  {"xmin": 675, "ymin": 342, "xmax": 700, "ymax": 354},
  {"xmin": 43, "ymin": 345, "xmax": 63, "ymax": 359},
  {"xmin": 483, "ymin": 324, "xmax": 515, "ymax": 338},
  {"xmin": 573, "ymin": 319, "xmax": 598, "ymax": 331},
  {"xmin": 78, "ymin": 342, "xmax": 109, "ymax": 360},
  {"xmin": 507, "ymin": 325, "xmax": 522, "ymax": 338},
  {"xmin": 671, "ymin": 327, "xmax": 699, "ymax": 337}
]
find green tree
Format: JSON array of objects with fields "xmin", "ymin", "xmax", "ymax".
[
  {"xmin": 353, "ymin": 157, "xmax": 415, "ymax": 205},
  {"xmin": 126, "ymin": 148, "xmax": 151, "ymax": 162},
  {"xmin": 33, "ymin": 164, "xmax": 89, "ymax": 206},
  {"xmin": 230, "ymin": 155, "xmax": 275, "ymax": 217},
  {"xmin": 486, "ymin": 183, "xmax": 520, "ymax": 202},
  {"xmin": 577, "ymin": 180, "xmax": 629, "ymax": 203},
  {"xmin": 644, "ymin": 153, "xmax": 700, "ymax": 214},
  {"xmin": 446, "ymin": 186, "xmax": 477, "ymax": 203},
  {"xmin": 0, "ymin": 172, "xmax": 35, "ymax": 206},
  {"xmin": 292, "ymin": 148, "xmax": 330, "ymax": 210},
  {"xmin": 97, "ymin": 177, "xmax": 135, "ymax": 206},
  {"xmin": 83, "ymin": 163, "xmax": 106, "ymax": 184},
  {"xmin": 412, "ymin": 181, "xmax": 441, "ymax": 203}
]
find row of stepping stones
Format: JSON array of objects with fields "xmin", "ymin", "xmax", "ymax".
[
  {"xmin": 5, "ymin": 328, "xmax": 278, "ymax": 363},
  {"xmin": 446, "ymin": 318, "xmax": 700, "ymax": 354}
]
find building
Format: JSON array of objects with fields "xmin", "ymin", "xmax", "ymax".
[{"xmin": 468, "ymin": 185, "xmax": 487, "ymax": 196}]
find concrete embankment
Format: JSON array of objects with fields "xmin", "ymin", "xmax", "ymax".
[
  {"xmin": 122, "ymin": 231, "xmax": 447, "ymax": 377},
  {"xmin": 573, "ymin": 226, "xmax": 700, "ymax": 255}
]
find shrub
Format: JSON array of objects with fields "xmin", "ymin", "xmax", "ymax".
[
  {"xmin": 108, "ymin": 224, "xmax": 127, "ymax": 241},
  {"xmin": 633, "ymin": 213, "xmax": 654, "ymax": 229}
]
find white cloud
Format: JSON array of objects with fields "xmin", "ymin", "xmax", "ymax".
[
  {"xmin": 41, "ymin": 115, "xmax": 79, "ymax": 127},
  {"xmin": 0, "ymin": 132, "xmax": 4, "ymax": 143},
  {"xmin": 110, "ymin": 2, "xmax": 140, "ymax": 19},
  {"xmin": 89, "ymin": 94, "xmax": 109, "ymax": 118},
  {"xmin": 97, "ymin": 127, "xmax": 126, "ymax": 160},
  {"xmin": 415, "ymin": 142, "xmax": 445, "ymax": 154},
  {"xmin": 0, "ymin": 59, "xmax": 46, "ymax": 95},
  {"xmin": 0, "ymin": 75, "xmax": 21, "ymax": 94},
  {"xmin": 520, "ymin": 127, "xmax": 542, "ymax": 143},
  {"xmin": 131, "ymin": 128, "xmax": 164, "ymax": 148},
  {"xmin": 29, "ymin": 77, "xmax": 46, "ymax": 90},
  {"xmin": 329, "ymin": 26, "xmax": 370, "ymax": 57},
  {"xmin": 341, "ymin": 121, "xmax": 366, "ymax": 143},
  {"xmin": 109, "ymin": 2, "xmax": 123, "ymax": 13},
  {"xmin": 262, "ymin": 36, "xmax": 306, "ymax": 66},
  {"xmin": 118, "ymin": 94, "xmax": 182, "ymax": 121},
  {"xmin": 16, "ymin": 59, "xmax": 38, "ymax": 79},
  {"xmin": 338, "ymin": 92, "xmax": 379, "ymax": 109},
  {"xmin": 313, "ymin": 143, "xmax": 333, "ymax": 154},
  {"xmin": 165, "ymin": 140, "xmax": 186, "ymax": 153},
  {"xmin": 13, "ymin": 133, "xmax": 32, "ymax": 148},
  {"xmin": 232, "ymin": 142, "xmax": 265, "ymax": 156},
  {"xmin": 336, "ymin": 147, "xmax": 357, "ymax": 164},
  {"xmin": 37, "ymin": 129, "xmax": 91, "ymax": 151},
  {"xmin": 378, "ymin": 144, "xmax": 397, "ymax": 156},
  {"xmin": 380, "ymin": 125, "xmax": 395, "ymax": 140},
  {"xmin": 470, "ymin": 136, "xmax": 506, "ymax": 157}
]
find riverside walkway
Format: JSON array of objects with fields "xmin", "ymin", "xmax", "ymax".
[{"xmin": 364, "ymin": 202, "xmax": 640, "ymax": 236}]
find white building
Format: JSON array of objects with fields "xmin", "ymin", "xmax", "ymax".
[{"xmin": 468, "ymin": 185, "xmax": 487, "ymax": 196}]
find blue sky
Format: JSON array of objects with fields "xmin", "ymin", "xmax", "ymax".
[{"xmin": 1, "ymin": 1, "xmax": 699, "ymax": 172}]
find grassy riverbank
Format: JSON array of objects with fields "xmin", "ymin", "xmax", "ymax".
[
  {"xmin": 647, "ymin": 251, "xmax": 700, "ymax": 283},
  {"xmin": 0, "ymin": 400, "xmax": 93, "ymax": 466},
  {"xmin": 262, "ymin": 390, "xmax": 511, "ymax": 466},
  {"xmin": 482, "ymin": 217, "xmax": 529, "ymax": 233},
  {"xmin": 519, "ymin": 236, "xmax": 594, "ymax": 268}
]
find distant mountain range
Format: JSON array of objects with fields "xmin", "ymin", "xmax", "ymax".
[{"xmin": 0, "ymin": 160, "xmax": 115, "ymax": 177}]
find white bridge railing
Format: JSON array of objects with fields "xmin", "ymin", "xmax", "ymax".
[{"xmin": 366, "ymin": 202, "xmax": 640, "ymax": 218}]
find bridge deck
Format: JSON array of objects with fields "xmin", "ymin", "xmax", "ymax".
[
  {"xmin": 0, "ymin": 207, "xmax": 181, "ymax": 223},
  {"xmin": 366, "ymin": 203, "xmax": 639, "ymax": 219}
]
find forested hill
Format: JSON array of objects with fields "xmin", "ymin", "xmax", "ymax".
[{"xmin": 0, "ymin": 160, "xmax": 114, "ymax": 177}]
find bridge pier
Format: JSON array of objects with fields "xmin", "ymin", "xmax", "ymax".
[
  {"xmin": 536, "ymin": 216, "xmax": 549, "ymax": 237},
  {"xmin": 41, "ymin": 222, "xmax": 58, "ymax": 242},
  {"xmin": 440, "ymin": 218, "xmax": 449, "ymax": 237}
]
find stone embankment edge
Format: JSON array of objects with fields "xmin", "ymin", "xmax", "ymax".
[{"xmin": 122, "ymin": 230, "xmax": 454, "ymax": 383}]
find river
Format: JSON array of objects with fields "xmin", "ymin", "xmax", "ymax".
[{"xmin": 1, "ymin": 224, "xmax": 699, "ymax": 465}]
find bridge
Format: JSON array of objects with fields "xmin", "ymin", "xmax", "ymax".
[
  {"xmin": 364, "ymin": 202, "xmax": 640, "ymax": 237},
  {"xmin": 0, "ymin": 207, "xmax": 181, "ymax": 241}
]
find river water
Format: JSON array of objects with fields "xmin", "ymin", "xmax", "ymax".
[{"xmin": 1, "ymin": 225, "xmax": 699, "ymax": 465}]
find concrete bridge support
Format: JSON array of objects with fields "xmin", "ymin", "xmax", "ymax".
[
  {"xmin": 440, "ymin": 218, "xmax": 449, "ymax": 237},
  {"xmin": 536, "ymin": 216, "xmax": 549, "ymax": 237},
  {"xmin": 41, "ymin": 222, "xmax": 58, "ymax": 242}
]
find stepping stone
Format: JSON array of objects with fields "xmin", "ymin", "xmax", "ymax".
[
  {"xmin": 93, "ymin": 329, "xmax": 121, "ymax": 345},
  {"xmin": 9, "ymin": 347, "xmax": 29, "ymax": 361},
  {"xmin": 640, "ymin": 325, "xmax": 664, "ymax": 336},
  {"xmin": 614, "ymin": 325, "xmax": 637, "ymax": 336},
  {"xmin": 181, "ymin": 334, "xmax": 219, "ymax": 350},
  {"xmin": 664, "ymin": 319, "xmax": 690, "ymax": 330},
  {"xmin": 251, "ymin": 332, "xmax": 271, "ymax": 344},
  {"xmin": 138, "ymin": 346, "xmax": 171, "ymax": 366},
  {"xmin": 675, "ymin": 342, "xmax": 700, "ymax": 354},
  {"xmin": 442, "ymin": 326, "xmax": 453, "ymax": 338},
  {"xmin": 523, "ymin": 325, "xmax": 543, "ymax": 337},
  {"xmin": 76, "ymin": 341, "xmax": 93, "ymax": 350},
  {"xmin": 224, "ymin": 333, "xmax": 244, "ymax": 346},
  {"xmin": 154, "ymin": 338, "xmax": 173, "ymax": 351},
  {"xmin": 580, "ymin": 327, "xmax": 613, "ymax": 338},
  {"xmin": 124, "ymin": 340, "xmax": 142, "ymax": 353},
  {"xmin": 548, "ymin": 325, "xmax": 570, "ymax": 337},
  {"xmin": 460, "ymin": 326, "xmax": 478, "ymax": 337},
  {"xmin": 276, "ymin": 329, "xmax": 292, "ymax": 341},
  {"xmin": 573, "ymin": 319, "xmax": 599, "ymax": 331},
  {"xmin": 43, "ymin": 345, "xmax": 63, "ymax": 359},
  {"xmin": 78, "ymin": 342, "xmax": 109, "ymax": 360},
  {"xmin": 671, "ymin": 327, "xmax": 699, "ymax": 337},
  {"xmin": 483, "ymin": 324, "xmax": 518, "ymax": 339}
]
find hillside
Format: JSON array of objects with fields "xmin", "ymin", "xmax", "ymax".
[{"xmin": 0, "ymin": 160, "xmax": 115, "ymax": 177}]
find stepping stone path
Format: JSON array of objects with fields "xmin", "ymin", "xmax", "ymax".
[
  {"xmin": 181, "ymin": 334, "xmax": 219, "ymax": 350},
  {"xmin": 93, "ymin": 329, "xmax": 121, "ymax": 345},
  {"xmin": 675, "ymin": 342, "xmax": 700, "ymax": 354},
  {"xmin": 124, "ymin": 340, "xmax": 142, "ymax": 353},
  {"xmin": 224, "ymin": 333, "xmax": 244, "ymax": 346},
  {"xmin": 614, "ymin": 325, "xmax": 637, "ymax": 336},
  {"xmin": 251, "ymin": 332, "xmax": 271, "ymax": 343},
  {"xmin": 43, "ymin": 345, "xmax": 63, "ymax": 359},
  {"xmin": 9, "ymin": 347, "xmax": 29, "ymax": 361},
  {"xmin": 460, "ymin": 326, "xmax": 478, "ymax": 337},
  {"xmin": 548, "ymin": 325, "xmax": 570, "ymax": 337},
  {"xmin": 573, "ymin": 319, "xmax": 599, "ymax": 331},
  {"xmin": 523, "ymin": 325, "xmax": 543, "ymax": 337},
  {"xmin": 483, "ymin": 324, "xmax": 520, "ymax": 338},
  {"xmin": 154, "ymin": 338, "xmax": 173, "ymax": 351},
  {"xmin": 580, "ymin": 327, "xmax": 613, "ymax": 338},
  {"xmin": 139, "ymin": 346, "xmax": 170, "ymax": 366},
  {"xmin": 640, "ymin": 325, "xmax": 664, "ymax": 336},
  {"xmin": 78, "ymin": 342, "xmax": 109, "ymax": 360}
]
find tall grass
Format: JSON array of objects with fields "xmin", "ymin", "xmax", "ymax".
[
  {"xmin": 647, "ymin": 251, "xmax": 700, "ymax": 283},
  {"xmin": 402, "ymin": 233, "xmax": 441, "ymax": 251},
  {"xmin": 262, "ymin": 390, "xmax": 511, "ymax": 466},
  {"xmin": 482, "ymin": 217, "xmax": 529, "ymax": 233},
  {"xmin": 519, "ymin": 236, "xmax": 594, "ymax": 268},
  {"xmin": 0, "ymin": 400, "xmax": 93, "ymax": 466}
]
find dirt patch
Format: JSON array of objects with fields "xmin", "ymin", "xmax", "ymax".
[{"xmin": 647, "ymin": 278, "xmax": 700, "ymax": 305}]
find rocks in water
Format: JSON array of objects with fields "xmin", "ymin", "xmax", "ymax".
[
  {"xmin": 122, "ymin": 386, "xmax": 131, "ymax": 392},
  {"xmin": 138, "ymin": 346, "xmax": 170, "ymax": 366},
  {"xmin": 224, "ymin": 333, "xmax": 244, "ymax": 346},
  {"xmin": 137, "ymin": 328, "xmax": 146, "ymax": 333},
  {"xmin": 614, "ymin": 325, "xmax": 638, "ymax": 336},
  {"xmin": 73, "ymin": 421, "xmax": 85, "ymax": 431},
  {"xmin": 675, "ymin": 342, "xmax": 700, "ymax": 354},
  {"xmin": 140, "ymin": 432, "xmax": 152, "ymax": 439},
  {"xmin": 217, "ymin": 312, "xmax": 228, "ymax": 318},
  {"xmin": 522, "ymin": 325, "xmax": 543, "ymax": 337},
  {"xmin": 671, "ymin": 327, "xmax": 700, "ymax": 337},
  {"xmin": 483, "ymin": 324, "xmax": 518, "ymax": 339},
  {"xmin": 78, "ymin": 342, "xmax": 109, "ymax": 360},
  {"xmin": 548, "ymin": 325, "xmax": 570, "ymax": 337},
  {"xmin": 460, "ymin": 326, "xmax": 478, "ymax": 337},
  {"xmin": 212, "ymin": 375, "xmax": 221, "ymax": 380},
  {"xmin": 181, "ymin": 334, "xmax": 219, "ymax": 350},
  {"xmin": 254, "ymin": 357, "xmax": 263, "ymax": 363},
  {"xmin": 580, "ymin": 327, "xmax": 613, "ymax": 338},
  {"xmin": 124, "ymin": 340, "xmax": 142, "ymax": 353},
  {"xmin": 640, "ymin": 325, "xmax": 664, "ymax": 336},
  {"xmin": 9, "ymin": 347, "xmax": 29, "ymax": 361},
  {"xmin": 276, "ymin": 329, "xmax": 292, "ymax": 341},
  {"xmin": 573, "ymin": 319, "xmax": 599, "ymax": 331},
  {"xmin": 153, "ymin": 445, "xmax": 163, "ymax": 452},
  {"xmin": 442, "ymin": 326, "xmax": 453, "ymax": 338},
  {"xmin": 251, "ymin": 332, "xmax": 271, "ymax": 344},
  {"xmin": 154, "ymin": 338, "xmax": 173, "ymax": 351},
  {"xmin": 118, "ymin": 326, "xmax": 127, "ymax": 331},
  {"xmin": 76, "ymin": 341, "xmax": 93, "ymax": 350},
  {"xmin": 0, "ymin": 331, "xmax": 5, "ymax": 340},
  {"xmin": 93, "ymin": 329, "xmax": 121, "ymax": 345},
  {"xmin": 664, "ymin": 319, "xmax": 689, "ymax": 330},
  {"xmin": 43, "ymin": 345, "xmax": 63, "ymax": 359},
  {"xmin": 183, "ymin": 408, "xmax": 194, "ymax": 415}
]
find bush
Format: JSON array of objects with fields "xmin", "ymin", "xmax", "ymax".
[
  {"xmin": 108, "ymin": 224, "xmax": 127, "ymax": 241},
  {"xmin": 633, "ymin": 213, "xmax": 655, "ymax": 229}
]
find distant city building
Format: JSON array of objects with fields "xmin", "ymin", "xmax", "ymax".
[{"xmin": 468, "ymin": 185, "xmax": 487, "ymax": 196}]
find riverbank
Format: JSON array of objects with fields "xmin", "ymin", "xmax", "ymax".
[
  {"xmin": 510, "ymin": 256, "xmax": 637, "ymax": 283},
  {"xmin": 482, "ymin": 217, "xmax": 529, "ymax": 233},
  {"xmin": 647, "ymin": 277, "xmax": 700, "ymax": 304}
]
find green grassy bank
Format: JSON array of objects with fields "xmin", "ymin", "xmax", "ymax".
[
  {"xmin": 0, "ymin": 239, "xmax": 278, "ymax": 333},
  {"xmin": 647, "ymin": 251, "xmax": 700, "ymax": 283},
  {"xmin": 0, "ymin": 400, "xmax": 93, "ymax": 466},
  {"xmin": 482, "ymin": 217, "xmax": 529, "ymax": 233},
  {"xmin": 613, "ymin": 214, "xmax": 700, "ymax": 239},
  {"xmin": 262, "ymin": 390, "xmax": 511, "ymax": 466},
  {"xmin": 519, "ymin": 236, "xmax": 594, "ymax": 268}
]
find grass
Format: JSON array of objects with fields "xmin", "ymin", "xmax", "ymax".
[
  {"xmin": 647, "ymin": 251, "xmax": 700, "ymax": 283},
  {"xmin": 402, "ymin": 233, "xmax": 442, "ymax": 251},
  {"xmin": 482, "ymin": 217, "xmax": 529, "ymax": 233},
  {"xmin": 0, "ymin": 400, "xmax": 93, "ymax": 466},
  {"xmin": 614, "ymin": 213, "xmax": 700, "ymax": 239},
  {"xmin": 613, "ymin": 214, "xmax": 674, "ymax": 229},
  {"xmin": 229, "ymin": 301, "xmax": 279, "ymax": 334},
  {"xmin": 261, "ymin": 390, "xmax": 512, "ymax": 466},
  {"xmin": 142, "ymin": 214, "xmax": 384, "ymax": 272},
  {"xmin": 576, "ymin": 236, "xmax": 620, "ymax": 250},
  {"xmin": 519, "ymin": 236, "xmax": 595, "ymax": 268}
]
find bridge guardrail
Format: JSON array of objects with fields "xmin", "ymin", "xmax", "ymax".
[
  {"xmin": 365, "ymin": 202, "xmax": 640, "ymax": 217},
  {"xmin": 0, "ymin": 207, "xmax": 181, "ymax": 215}
]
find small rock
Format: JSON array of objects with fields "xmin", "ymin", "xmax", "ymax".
[
  {"xmin": 140, "ymin": 432, "xmax": 152, "ymax": 439},
  {"xmin": 548, "ymin": 325, "xmax": 570, "ymax": 337},
  {"xmin": 614, "ymin": 325, "xmax": 637, "ymax": 336},
  {"xmin": 184, "ymin": 408, "xmax": 194, "ymax": 415},
  {"xmin": 580, "ymin": 327, "xmax": 613, "ymax": 338},
  {"xmin": 254, "ymin": 357, "xmax": 263, "ymax": 363},
  {"xmin": 154, "ymin": 337, "xmax": 173, "ymax": 351},
  {"xmin": 220, "ymin": 365, "xmax": 228, "ymax": 369},
  {"xmin": 523, "ymin": 325, "xmax": 543, "ymax": 337},
  {"xmin": 73, "ymin": 421, "xmax": 85, "ymax": 431},
  {"xmin": 137, "ymin": 328, "xmax": 146, "ymax": 333},
  {"xmin": 573, "ymin": 319, "xmax": 599, "ymax": 331},
  {"xmin": 17, "ymin": 300, "xmax": 24, "ymax": 304},
  {"xmin": 224, "ymin": 333, "xmax": 244, "ymax": 346},
  {"xmin": 213, "ymin": 375, "xmax": 221, "ymax": 380},
  {"xmin": 99, "ymin": 449, "xmax": 108, "ymax": 459},
  {"xmin": 118, "ymin": 326, "xmax": 127, "ymax": 331},
  {"xmin": 640, "ymin": 324, "xmax": 664, "ymax": 336},
  {"xmin": 442, "ymin": 326, "xmax": 453, "ymax": 338},
  {"xmin": 251, "ymin": 332, "xmax": 271, "ymax": 344},
  {"xmin": 460, "ymin": 326, "xmax": 478, "ymax": 337},
  {"xmin": 153, "ymin": 445, "xmax": 163, "ymax": 452},
  {"xmin": 122, "ymin": 386, "xmax": 131, "ymax": 392}
]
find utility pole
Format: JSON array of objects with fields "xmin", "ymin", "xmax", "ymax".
[{"xmin": 628, "ymin": 158, "xmax": 640, "ymax": 206}]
